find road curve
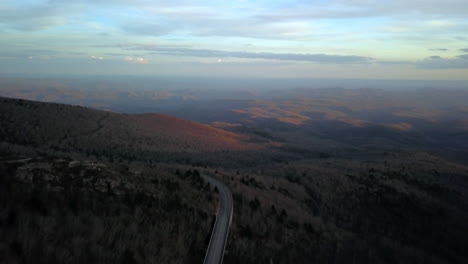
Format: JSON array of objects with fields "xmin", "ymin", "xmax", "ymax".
[{"xmin": 202, "ymin": 175, "xmax": 233, "ymax": 264}]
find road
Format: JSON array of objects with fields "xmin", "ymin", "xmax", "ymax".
[{"xmin": 202, "ymin": 175, "xmax": 233, "ymax": 264}]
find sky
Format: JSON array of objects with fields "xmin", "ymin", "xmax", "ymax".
[{"xmin": 1, "ymin": 0, "xmax": 468, "ymax": 79}]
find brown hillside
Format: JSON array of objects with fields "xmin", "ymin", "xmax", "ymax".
[
  {"xmin": 0, "ymin": 96, "xmax": 257, "ymax": 154},
  {"xmin": 129, "ymin": 113, "xmax": 257, "ymax": 152}
]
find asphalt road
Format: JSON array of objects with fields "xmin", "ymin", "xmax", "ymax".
[{"xmin": 202, "ymin": 175, "xmax": 233, "ymax": 264}]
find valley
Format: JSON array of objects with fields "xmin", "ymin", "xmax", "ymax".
[{"xmin": 1, "ymin": 90, "xmax": 468, "ymax": 263}]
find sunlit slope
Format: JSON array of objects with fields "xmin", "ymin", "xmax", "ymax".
[{"xmin": 0, "ymin": 96, "xmax": 257, "ymax": 154}]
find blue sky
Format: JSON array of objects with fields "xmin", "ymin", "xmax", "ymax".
[{"xmin": 1, "ymin": 0, "xmax": 468, "ymax": 79}]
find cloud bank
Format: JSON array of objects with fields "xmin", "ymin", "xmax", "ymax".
[
  {"xmin": 417, "ymin": 54, "xmax": 468, "ymax": 69},
  {"xmin": 119, "ymin": 45, "xmax": 374, "ymax": 64}
]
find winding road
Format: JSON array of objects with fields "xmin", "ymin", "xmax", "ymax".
[{"xmin": 202, "ymin": 175, "xmax": 233, "ymax": 264}]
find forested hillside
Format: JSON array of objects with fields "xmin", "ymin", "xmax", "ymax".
[
  {"xmin": 0, "ymin": 97, "xmax": 257, "ymax": 156},
  {"xmin": 1, "ymin": 96, "xmax": 468, "ymax": 264}
]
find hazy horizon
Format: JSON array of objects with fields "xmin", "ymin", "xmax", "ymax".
[{"xmin": 1, "ymin": 74, "xmax": 468, "ymax": 92}]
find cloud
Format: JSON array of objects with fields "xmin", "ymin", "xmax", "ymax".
[
  {"xmin": 120, "ymin": 22, "xmax": 175, "ymax": 36},
  {"xmin": 256, "ymin": 0, "xmax": 468, "ymax": 21},
  {"xmin": 124, "ymin": 56, "xmax": 149, "ymax": 64},
  {"xmin": 118, "ymin": 14, "xmax": 318, "ymax": 40},
  {"xmin": 416, "ymin": 54, "xmax": 468, "ymax": 69},
  {"xmin": 148, "ymin": 6, "xmax": 219, "ymax": 18},
  {"xmin": 377, "ymin": 60, "xmax": 413, "ymax": 65},
  {"xmin": 2, "ymin": 0, "xmax": 468, "ymax": 80},
  {"xmin": 141, "ymin": 47, "xmax": 373, "ymax": 64},
  {"xmin": 109, "ymin": 1, "xmax": 468, "ymax": 41},
  {"xmin": 2, "ymin": 0, "xmax": 467, "ymax": 44},
  {"xmin": 0, "ymin": 3, "xmax": 68, "ymax": 31},
  {"xmin": 194, "ymin": 21, "xmax": 317, "ymax": 40},
  {"xmin": 0, "ymin": 49, "xmax": 59, "ymax": 59},
  {"xmin": 429, "ymin": 48, "xmax": 448, "ymax": 52},
  {"xmin": 90, "ymin": 56, "xmax": 104, "ymax": 60},
  {"xmin": 380, "ymin": 54, "xmax": 468, "ymax": 69},
  {"xmin": 104, "ymin": 52, "xmax": 127, "ymax": 56},
  {"xmin": 117, "ymin": 44, "xmax": 373, "ymax": 64}
]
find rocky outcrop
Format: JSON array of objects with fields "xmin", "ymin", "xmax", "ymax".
[{"xmin": 10, "ymin": 157, "xmax": 132, "ymax": 195}]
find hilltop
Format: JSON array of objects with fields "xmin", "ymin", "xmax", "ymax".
[{"xmin": 0, "ymin": 96, "xmax": 257, "ymax": 156}]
